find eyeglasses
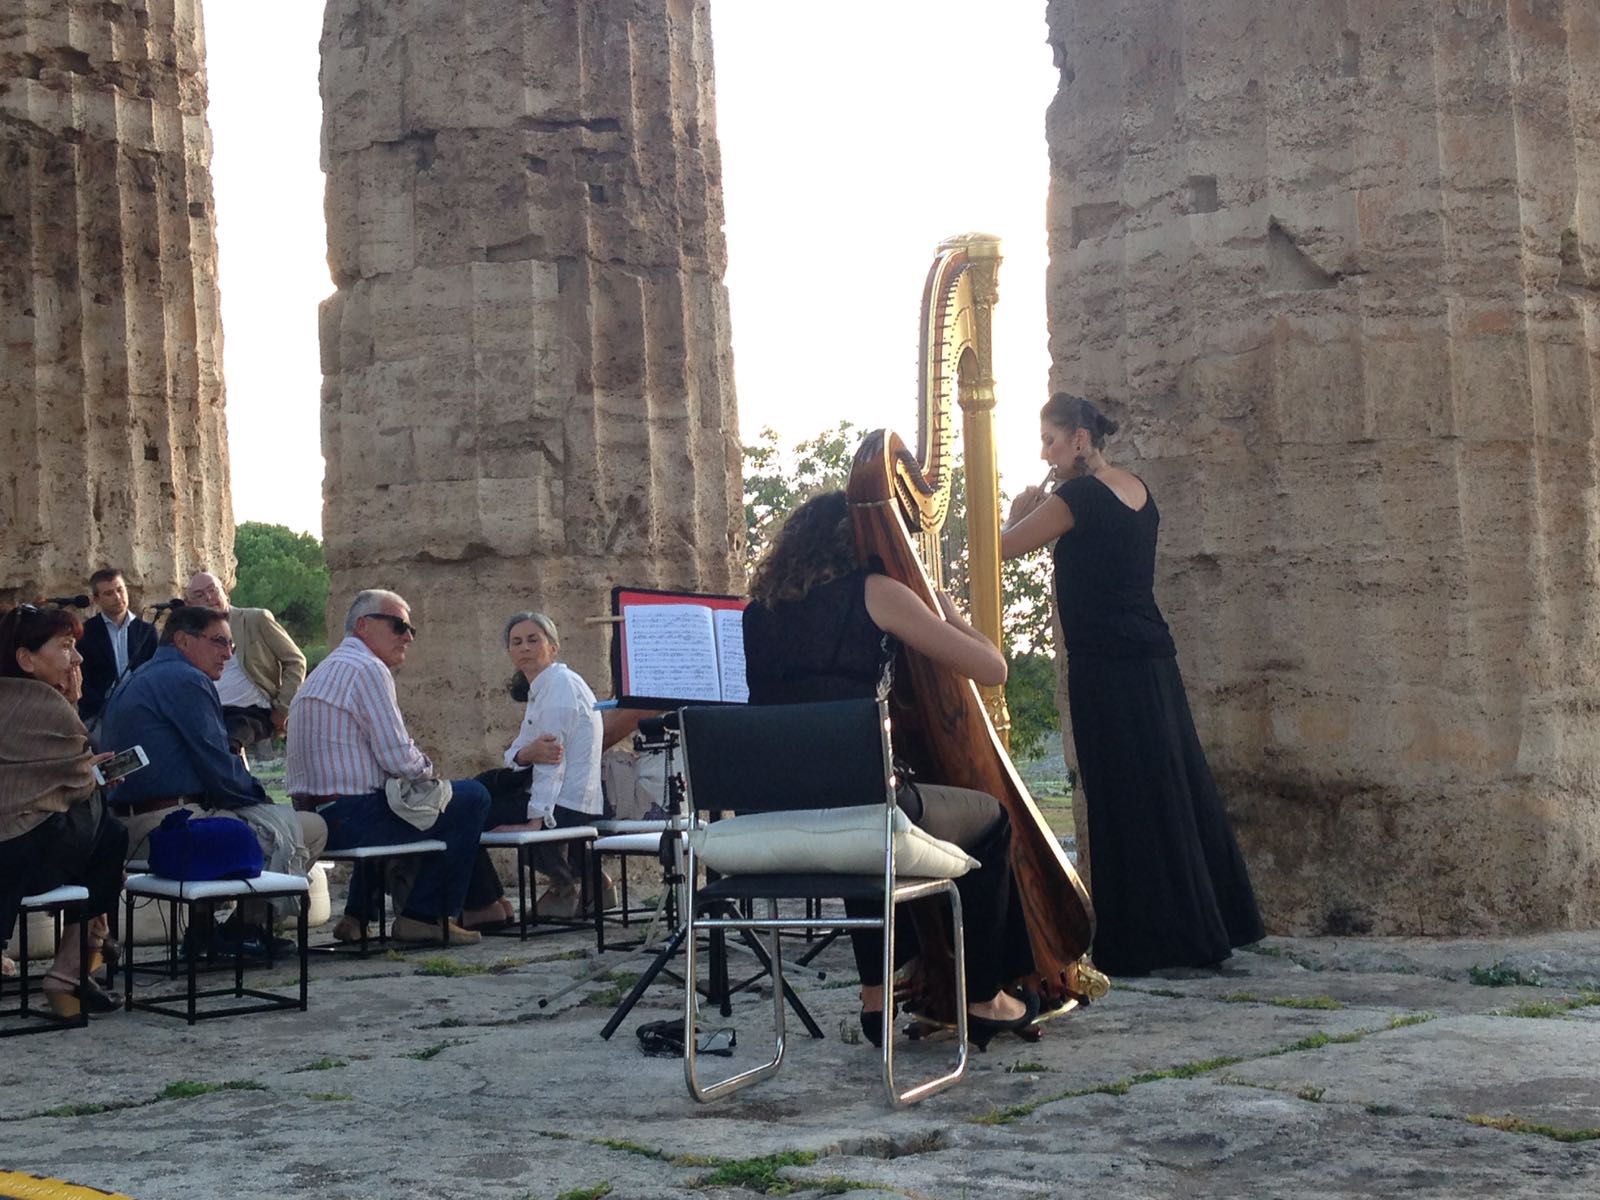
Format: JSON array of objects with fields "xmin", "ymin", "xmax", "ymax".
[
  {"xmin": 367, "ymin": 614, "xmax": 416, "ymax": 638},
  {"xmin": 184, "ymin": 633, "xmax": 234, "ymax": 651}
]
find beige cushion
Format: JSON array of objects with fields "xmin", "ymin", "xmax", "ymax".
[{"xmin": 690, "ymin": 806, "xmax": 978, "ymax": 879}]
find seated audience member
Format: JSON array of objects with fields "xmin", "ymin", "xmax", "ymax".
[
  {"xmin": 99, "ymin": 605, "xmax": 326, "ymax": 955},
  {"xmin": 183, "ymin": 571, "xmax": 307, "ymax": 753},
  {"xmin": 0, "ymin": 604, "xmax": 128, "ymax": 1017},
  {"xmin": 77, "ymin": 567, "xmax": 157, "ymax": 726},
  {"xmin": 285, "ymin": 589, "xmax": 491, "ymax": 945},
  {"xmin": 462, "ymin": 612, "xmax": 608, "ymax": 927}
]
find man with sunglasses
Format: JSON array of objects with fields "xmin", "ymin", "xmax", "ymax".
[
  {"xmin": 99, "ymin": 605, "xmax": 329, "ymax": 956},
  {"xmin": 285, "ymin": 589, "xmax": 491, "ymax": 945}
]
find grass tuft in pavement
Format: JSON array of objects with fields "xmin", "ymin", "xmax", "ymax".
[
  {"xmin": 402, "ymin": 1039, "xmax": 467, "ymax": 1061},
  {"xmin": 1386, "ymin": 1012, "xmax": 1435, "ymax": 1029},
  {"xmin": 158, "ymin": 1080, "xmax": 266, "ymax": 1101},
  {"xmin": 1494, "ymin": 992, "xmax": 1600, "ymax": 1019},
  {"xmin": 1467, "ymin": 1114, "xmax": 1600, "ymax": 1142},
  {"xmin": 697, "ymin": 1150, "xmax": 820, "ymax": 1193},
  {"xmin": 555, "ymin": 1185, "xmax": 613, "ymax": 1200},
  {"xmin": 1467, "ymin": 961, "xmax": 1542, "ymax": 988},
  {"xmin": 291, "ymin": 1057, "xmax": 346, "ymax": 1072},
  {"xmin": 592, "ymin": 1138, "xmax": 671, "ymax": 1161}
]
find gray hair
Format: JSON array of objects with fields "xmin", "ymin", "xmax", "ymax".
[
  {"xmin": 503, "ymin": 610, "xmax": 559, "ymax": 647},
  {"xmin": 345, "ymin": 589, "xmax": 408, "ymax": 634}
]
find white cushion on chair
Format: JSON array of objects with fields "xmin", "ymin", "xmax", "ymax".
[
  {"xmin": 595, "ymin": 832, "xmax": 678, "ymax": 854},
  {"xmin": 690, "ymin": 807, "xmax": 977, "ymax": 878},
  {"xmin": 21, "ymin": 886, "xmax": 90, "ymax": 908},
  {"xmin": 319, "ymin": 840, "xmax": 447, "ymax": 859},
  {"xmin": 124, "ymin": 871, "xmax": 310, "ymax": 901},
  {"xmin": 481, "ymin": 826, "xmax": 599, "ymax": 847}
]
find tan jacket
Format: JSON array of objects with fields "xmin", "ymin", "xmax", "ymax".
[{"xmin": 229, "ymin": 606, "xmax": 307, "ymax": 715}]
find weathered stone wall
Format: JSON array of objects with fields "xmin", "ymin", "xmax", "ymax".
[
  {"xmin": 0, "ymin": 0, "xmax": 233, "ymax": 608},
  {"xmin": 320, "ymin": 0, "xmax": 743, "ymax": 767},
  {"xmin": 1046, "ymin": 0, "xmax": 1600, "ymax": 933}
]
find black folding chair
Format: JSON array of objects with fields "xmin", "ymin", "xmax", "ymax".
[{"xmin": 678, "ymin": 697, "xmax": 969, "ymax": 1106}]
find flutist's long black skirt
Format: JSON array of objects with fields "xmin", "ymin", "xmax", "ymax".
[{"xmin": 1067, "ymin": 654, "xmax": 1263, "ymax": 976}]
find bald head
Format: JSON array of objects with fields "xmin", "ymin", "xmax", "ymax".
[{"xmin": 184, "ymin": 572, "xmax": 229, "ymax": 611}]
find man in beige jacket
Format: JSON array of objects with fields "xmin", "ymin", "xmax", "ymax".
[{"xmin": 184, "ymin": 572, "xmax": 307, "ymax": 752}]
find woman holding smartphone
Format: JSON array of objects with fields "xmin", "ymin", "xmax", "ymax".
[{"xmin": 0, "ymin": 603, "xmax": 128, "ymax": 1018}]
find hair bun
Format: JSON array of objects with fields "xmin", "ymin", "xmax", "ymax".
[{"xmin": 1098, "ymin": 413, "xmax": 1120, "ymax": 438}]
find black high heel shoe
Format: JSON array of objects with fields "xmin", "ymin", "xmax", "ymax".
[
  {"xmin": 859, "ymin": 1010, "xmax": 883, "ymax": 1048},
  {"xmin": 966, "ymin": 990, "xmax": 1041, "ymax": 1051}
]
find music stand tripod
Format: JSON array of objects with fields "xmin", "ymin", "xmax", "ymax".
[{"xmin": 595, "ymin": 719, "xmax": 825, "ymax": 1041}]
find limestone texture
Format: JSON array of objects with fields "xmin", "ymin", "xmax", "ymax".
[
  {"xmin": 0, "ymin": 0, "xmax": 233, "ymax": 607},
  {"xmin": 1045, "ymin": 1, "xmax": 1600, "ymax": 933},
  {"xmin": 319, "ymin": 0, "xmax": 742, "ymax": 765}
]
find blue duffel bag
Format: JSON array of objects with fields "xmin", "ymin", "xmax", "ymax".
[{"xmin": 148, "ymin": 809, "xmax": 264, "ymax": 881}]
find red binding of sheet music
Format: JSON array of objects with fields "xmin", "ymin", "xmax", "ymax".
[{"xmin": 609, "ymin": 586, "xmax": 749, "ymax": 709}]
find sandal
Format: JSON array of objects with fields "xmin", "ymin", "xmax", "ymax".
[{"xmin": 42, "ymin": 973, "xmax": 121, "ymax": 1019}]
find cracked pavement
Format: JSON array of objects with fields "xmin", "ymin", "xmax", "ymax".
[{"xmin": 5, "ymin": 913, "xmax": 1600, "ymax": 1199}]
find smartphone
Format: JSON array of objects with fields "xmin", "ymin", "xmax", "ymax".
[{"xmin": 94, "ymin": 745, "xmax": 149, "ymax": 786}]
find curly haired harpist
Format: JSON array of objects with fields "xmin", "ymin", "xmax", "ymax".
[{"xmin": 746, "ymin": 491, "xmax": 860, "ymax": 606}]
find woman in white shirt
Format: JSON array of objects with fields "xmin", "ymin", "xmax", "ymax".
[{"xmin": 462, "ymin": 612, "xmax": 609, "ymax": 926}]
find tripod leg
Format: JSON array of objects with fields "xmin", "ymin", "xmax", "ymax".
[
  {"xmin": 599, "ymin": 927, "xmax": 687, "ymax": 1040},
  {"xmin": 735, "ymin": 926, "xmax": 824, "ymax": 1039}
]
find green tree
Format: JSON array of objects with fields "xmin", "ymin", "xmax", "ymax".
[
  {"xmin": 231, "ymin": 522, "xmax": 330, "ymax": 661},
  {"xmin": 743, "ymin": 421, "xmax": 860, "ymax": 569},
  {"xmin": 741, "ymin": 426, "xmax": 1060, "ymax": 758}
]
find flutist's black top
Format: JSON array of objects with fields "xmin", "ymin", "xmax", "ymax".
[{"xmin": 1052, "ymin": 474, "xmax": 1176, "ymax": 661}]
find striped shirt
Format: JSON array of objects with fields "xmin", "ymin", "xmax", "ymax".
[{"xmin": 285, "ymin": 636, "xmax": 433, "ymax": 796}]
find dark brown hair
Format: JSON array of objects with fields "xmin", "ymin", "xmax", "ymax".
[
  {"xmin": 747, "ymin": 491, "xmax": 859, "ymax": 606},
  {"xmin": 159, "ymin": 605, "xmax": 226, "ymax": 646},
  {"xmin": 1041, "ymin": 393, "xmax": 1120, "ymax": 450},
  {"xmin": 0, "ymin": 605, "xmax": 85, "ymax": 679}
]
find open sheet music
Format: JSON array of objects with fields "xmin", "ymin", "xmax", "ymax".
[{"xmin": 610, "ymin": 587, "xmax": 748, "ymax": 708}]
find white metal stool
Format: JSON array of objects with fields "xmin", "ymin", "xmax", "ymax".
[
  {"xmin": 479, "ymin": 826, "xmax": 600, "ymax": 938},
  {"xmin": 1, "ymin": 886, "xmax": 91, "ymax": 1036},
  {"xmin": 122, "ymin": 872, "xmax": 309, "ymax": 1024},
  {"xmin": 317, "ymin": 840, "xmax": 448, "ymax": 954}
]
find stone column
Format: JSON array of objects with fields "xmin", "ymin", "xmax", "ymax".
[
  {"xmin": 0, "ymin": 0, "xmax": 233, "ymax": 608},
  {"xmin": 320, "ymin": 0, "xmax": 743, "ymax": 765},
  {"xmin": 1046, "ymin": 0, "xmax": 1600, "ymax": 933}
]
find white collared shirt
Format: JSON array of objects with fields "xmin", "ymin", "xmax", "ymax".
[
  {"xmin": 104, "ymin": 610, "xmax": 132, "ymax": 677},
  {"xmin": 504, "ymin": 663, "xmax": 603, "ymax": 821}
]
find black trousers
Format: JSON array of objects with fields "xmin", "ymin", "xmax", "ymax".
[
  {"xmin": 463, "ymin": 768, "xmax": 593, "ymax": 908},
  {"xmin": 845, "ymin": 782, "xmax": 1034, "ymax": 1002},
  {"xmin": 0, "ymin": 795, "xmax": 128, "ymax": 944}
]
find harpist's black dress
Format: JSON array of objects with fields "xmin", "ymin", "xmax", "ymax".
[{"xmin": 1054, "ymin": 475, "xmax": 1263, "ymax": 975}]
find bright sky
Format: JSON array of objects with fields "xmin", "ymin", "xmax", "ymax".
[{"xmin": 205, "ymin": 3, "xmax": 1058, "ymax": 539}]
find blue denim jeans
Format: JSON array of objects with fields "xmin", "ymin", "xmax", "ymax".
[{"xmin": 321, "ymin": 780, "xmax": 491, "ymax": 921}]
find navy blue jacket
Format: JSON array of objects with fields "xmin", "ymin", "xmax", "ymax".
[
  {"xmin": 78, "ymin": 611, "xmax": 158, "ymax": 721},
  {"xmin": 99, "ymin": 646, "xmax": 268, "ymax": 811}
]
